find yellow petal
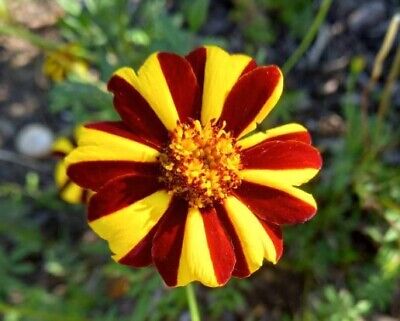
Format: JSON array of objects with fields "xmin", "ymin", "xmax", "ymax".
[
  {"xmin": 113, "ymin": 54, "xmax": 180, "ymax": 131},
  {"xmin": 52, "ymin": 137, "xmax": 74, "ymax": 154},
  {"xmin": 89, "ymin": 190, "xmax": 172, "ymax": 261},
  {"xmin": 242, "ymin": 174, "xmax": 317, "ymax": 209},
  {"xmin": 238, "ymin": 123, "xmax": 308, "ymax": 150},
  {"xmin": 201, "ymin": 46, "xmax": 252, "ymax": 124},
  {"xmin": 66, "ymin": 125, "xmax": 159, "ymax": 165},
  {"xmin": 240, "ymin": 168, "xmax": 319, "ymax": 186},
  {"xmin": 224, "ymin": 196, "xmax": 277, "ymax": 271},
  {"xmin": 177, "ymin": 207, "xmax": 219, "ymax": 287}
]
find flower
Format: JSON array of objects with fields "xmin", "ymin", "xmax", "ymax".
[
  {"xmin": 66, "ymin": 46, "xmax": 322, "ymax": 287},
  {"xmin": 43, "ymin": 44, "xmax": 88, "ymax": 82},
  {"xmin": 52, "ymin": 132, "xmax": 90, "ymax": 204}
]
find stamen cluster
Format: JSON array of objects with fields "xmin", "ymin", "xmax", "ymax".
[{"xmin": 159, "ymin": 120, "xmax": 242, "ymax": 208}]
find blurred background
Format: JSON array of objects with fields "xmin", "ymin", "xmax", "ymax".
[{"xmin": 0, "ymin": 0, "xmax": 399, "ymax": 320}]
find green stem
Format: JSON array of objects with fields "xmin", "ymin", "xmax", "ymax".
[
  {"xmin": 0, "ymin": 23, "xmax": 60, "ymax": 51},
  {"xmin": 366, "ymin": 44, "xmax": 400, "ymax": 159},
  {"xmin": 185, "ymin": 284, "xmax": 201, "ymax": 321},
  {"xmin": 376, "ymin": 44, "xmax": 400, "ymax": 130},
  {"xmin": 282, "ymin": 0, "xmax": 333, "ymax": 74},
  {"xmin": 360, "ymin": 14, "xmax": 400, "ymax": 150},
  {"xmin": 0, "ymin": 23, "xmax": 96, "ymax": 61}
]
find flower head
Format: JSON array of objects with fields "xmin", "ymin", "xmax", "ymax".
[
  {"xmin": 66, "ymin": 46, "xmax": 322, "ymax": 287},
  {"xmin": 158, "ymin": 119, "xmax": 242, "ymax": 208},
  {"xmin": 52, "ymin": 132, "xmax": 90, "ymax": 204},
  {"xmin": 43, "ymin": 44, "xmax": 88, "ymax": 82}
]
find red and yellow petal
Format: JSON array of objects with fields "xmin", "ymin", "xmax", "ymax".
[
  {"xmin": 52, "ymin": 136, "xmax": 75, "ymax": 157},
  {"xmin": 151, "ymin": 197, "xmax": 188, "ymax": 286},
  {"xmin": 108, "ymin": 73, "xmax": 168, "ymax": 148},
  {"xmin": 238, "ymin": 123, "xmax": 312, "ymax": 150},
  {"xmin": 216, "ymin": 196, "xmax": 282, "ymax": 278},
  {"xmin": 260, "ymin": 221, "xmax": 283, "ymax": 262},
  {"xmin": 88, "ymin": 174, "xmax": 172, "ymax": 266},
  {"xmin": 110, "ymin": 52, "xmax": 199, "ymax": 132},
  {"xmin": 67, "ymin": 161, "xmax": 159, "ymax": 192},
  {"xmin": 152, "ymin": 199, "xmax": 235, "ymax": 287},
  {"xmin": 220, "ymin": 66, "xmax": 283, "ymax": 138},
  {"xmin": 185, "ymin": 46, "xmax": 255, "ymax": 125},
  {"xmin": 185, "ymin": 47, "xmax": 256, "ymax": 101},
  {"xmin": 157, "ymin": 52, "xmax": 201, "ymax": 122},
  {"xmin": 240, "ymin": 140, "xmax": 322, "ymax": 186},
  {"xmin": 185, "ymin": 47, "xmax": 207, "ymax": 94},
  {"xmin": 65, "ymin": 121, "xmax": 160, "ymax": 191},
  {"xmin": 55, "ymin": 160, "xmax": 88, "ymax": 204},
  {"xmin": 234, "ymin": 178, "xmax": 317, "ymax": 225}
]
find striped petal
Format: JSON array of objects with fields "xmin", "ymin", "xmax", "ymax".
[
  {"xmin": 151, "ymin": 197, "xmax": 188, "ymax": 286},
  {"xmin": 110, "ymin": 52, "xmax": 199, "ymax": 132},
  {"xmin": 234, "ymin": 178, "xmax": 317, "ymax": 225},
  {"xmin": 66, "ymin": 121, "xmax": 160, "ymax": 191},
  {"xmin": 185, "ymin": 47, "xmax": 207, "ymax": 95},
  {"xmin": 220, "ymin": 66, "xmax": 283, "ymax": 138},
  {"xmin": 108, "ymin": 73, "xmax": 168, "ymax": 148},
  {"xmin": 67, "ymin": 161, "xmax": 159, "ymax": 192},
  {"xmin": 185, "ymin": 47, "xmax": 256, "ymax": 102},
  {"xmin": 157, "ymin": 52, "xmax": 201, "ymax": 122},
  {"xmin": 238, "ymin": 123, "xmax": 312, "ymax": 150},
  {"xmin": 260, "ymin": 222, "xmax": 283, "ymax": 262},
  {"xmin": 177, "ymin": 207, "xmax": 235, "ymax": 287},
  {"xmin": 240, "ymin": 140, "xmax": 322, "ymax": 186},
  {"xmin": 152, "ymin": 199, "xmax": 235, "ymax": 287},
  {"xmin": 185, "ymin": 46, "xmax": 255, "ymax": 125},
  {"xmin": 88, "ymin": 174, "xmax": 171, "ymax": 266},
  {"xmin": 216, "ymin": 196, "xmax": 281, "ymax": 278},
  {"xmin": 55, "ymin": 160, "xmax": 88, "ymax": 204},
  {"xmin": 52, "ymin": 137, "xmax": 75, "ymax": 157}
]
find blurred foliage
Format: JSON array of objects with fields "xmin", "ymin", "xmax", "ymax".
[
  {"xmin": 48, "ymin": 0, "xmax": 220, "ymax": 123},
  {"xmin": 1, "ymin": 0, "xmax": 400, "ymax": 320},
  {"xmin": 232, "ymin": 0, "xmax": 314, "ymax": 50},
  {"xmin": 180, "ymin": 0, "xmax": 210, "ymax": 32}
]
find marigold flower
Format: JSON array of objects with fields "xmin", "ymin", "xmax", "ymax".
[
  {"xmin": 52, "ymin": 133, "xmax": 90, "ymax": 204},
  {"xmin": 66, "ymin": 46, "xmax": 322, "ymax": 287},
  {"xmin": 43, "ymin": 44, "xmax": 88, "ymax": 82}
]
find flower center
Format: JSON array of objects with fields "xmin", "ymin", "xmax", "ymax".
[{"xmin": 159, "ymin": 120, "xmax": 242, "ymax": 208}]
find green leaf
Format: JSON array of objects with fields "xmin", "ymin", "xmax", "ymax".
[
  {"xmin": 57, "ymin": 0, "xmax": 82, "ymax": 15},
  {"xmin": 182, "ymin": 0, "xmax": 210, "ymax": 32}
]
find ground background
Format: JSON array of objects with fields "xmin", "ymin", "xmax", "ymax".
[{"xmin": 0, "ymin": 0, "xmax": 399, "ymax": 320}]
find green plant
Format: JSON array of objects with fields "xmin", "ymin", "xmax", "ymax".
[
  {"xmin": 310, "ymin": 286, "xmax": 371, "ymax": 321},
  {"xmin": 231, "ymin": 0, "xmax": 315, "ymax": 50}
]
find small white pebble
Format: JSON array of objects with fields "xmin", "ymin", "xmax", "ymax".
[{"xmin": 16, "ymin": 123, "xmax": 54, "ymax": 158}]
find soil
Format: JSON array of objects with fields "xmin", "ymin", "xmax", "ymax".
[{"xmin": 0, "ymin": 0, "xmax": 399, "ymax": 320}]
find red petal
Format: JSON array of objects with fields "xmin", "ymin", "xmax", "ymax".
[
  {"xmin": 264, "ymin": 132, "xmax": 311, "ymax": 144},
  {"xmin": 67, "ymin": 160, "xmax": 159, "ymax": 191},
  {"xmin": 260, "ymin": 221, "xmax": 283, "ymax": 261},
  {"xmin": 108, "ymin": 77, "xmax": 168, "ymax": 148},
  {"xmin": 185, "ymin": 47, "xmax": 207, "ymax": 97},
  {"xmin": 241, "ymin": 140, "xmax": 322, "ymax": 170},
  {"xmin": 220, "ymin": 66, "xmax": 282, "ymax": 137},
  {"xmin": 152, "ymin": 197, "xmax": 189, "ymax": 287},
  {"xmin": 85, "ymin": 121, "xmax": 161, "ymax": 150},
  {"xmin": 158, "ymin": 52, "xmax": 201, "ymax": 122},
  {"xmin": 118, "ymin": 223, "xmax": 159, "ymax": 267},
  {"xmin": 234, "ymin": 181, "xmax": 316, "ymax": 225},
  {"xmin": 240, "ymin": 59, "xmax": 257, "ymax": 76},
  {"xmin": 201, "ymin": 206, "xmax": 235, "ymax": 285},
  {"xmin": 87, "ymin": 174, "xmax": 162, "ymax": 222},
  {"xmin": 215, "ymin": 203, "xmax": 251, "ymax": 278}
]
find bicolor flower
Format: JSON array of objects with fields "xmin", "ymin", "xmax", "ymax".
[
  {"xmin": 66, "ymin": 46, "xmax": 322, "ymax": 287},
  {"xmin": 43, "ymin": 44, "xmax": 88, "ymax": 82},
  {"xmin": 53, "ymin": 133, "xmax": 90, "ymax": 204}
]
